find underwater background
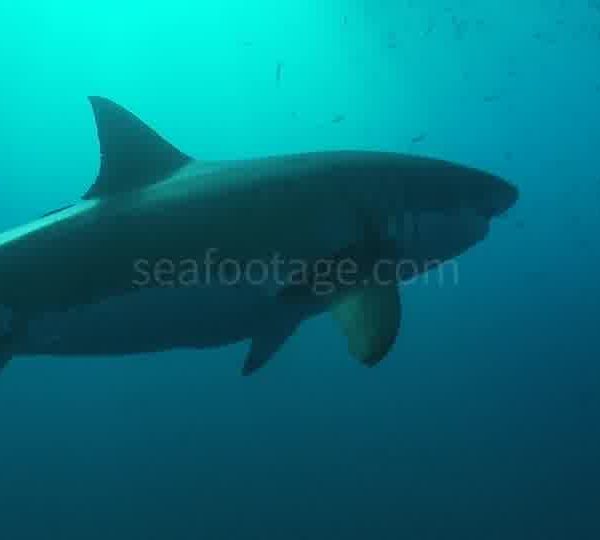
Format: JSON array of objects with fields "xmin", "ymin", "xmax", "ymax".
[{"xmin": 0, "ymin": 1, "xmax": 599, "ymax": 538}]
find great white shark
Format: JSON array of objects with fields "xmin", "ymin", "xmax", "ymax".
[{"xmin": 0, "ymin": 97, "xmax": 518, "ymax": 374}]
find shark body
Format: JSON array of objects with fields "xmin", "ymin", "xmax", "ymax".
[{"xmin": 0, "ymin": 97, "xmax": 518, "ymax": 374}]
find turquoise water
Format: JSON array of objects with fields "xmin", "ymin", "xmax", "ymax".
[{"xmin": 0, "ymin": 1, "xmax": 599, "ymax": 538}]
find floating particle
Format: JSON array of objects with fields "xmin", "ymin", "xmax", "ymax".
[
  {"xmin": 423, "ymin": 17, "xmax": 435, "ymax": 37},
  {"xmin": 452, "ymin": 16, "xmax": 468, "ymax": 40},
  {"xmin": 387, "ymin": 31, "xmax": 398, "ymax": 49},
  {"xmin": 484, "ymin": 95, "xmax": 500, "ymax": 103}
]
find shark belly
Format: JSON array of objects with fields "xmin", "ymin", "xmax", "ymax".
[{"xmin": 14, "ymin": 282, "xmax": 281, "ymax": 357}]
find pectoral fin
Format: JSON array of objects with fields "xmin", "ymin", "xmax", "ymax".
[
  {"xmin": 242, "ymin": 317, "xmax": 301, "ymax": 376},
  {"xmin": 331, "ymin": 283, "xmax": 401, "ymax": 366}
]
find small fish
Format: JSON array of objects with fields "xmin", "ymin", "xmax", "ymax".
[
  {"xmin": 332, "ymin": 114, "xmax": 345, "ymax": 124},
  {"xmin": 483, "ymin": 95, "xmax": 500, "ymax": 103},
  {"xmin": 411, "ymin": 133, "xmax": 427, "ymax": 144},
  {"xmin": 423, "ymin": 17, "xmax": 435, "ymax": 36},
  {"xmin": 276, "ymin": 62, "xmax": 283, "ymax": 85},
  {"xmin": 452, "ymin": 16, "xmax": 468, "ymax": 40}
]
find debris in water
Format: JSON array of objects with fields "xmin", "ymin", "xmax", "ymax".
[
  {"xmin": 423, "ymin": 17, "xmax": 435, "ymax": 37},
  {"xmin": 452, "ymin": 16, "xmax": 468, "ymax": 40},
  {"xmin": 411, "ymin": 133, "xmax": 427, "ymax": 144},
  {"xmin": 387, "ymin": 31, "xmax": 398, "ymax": 49},
  {"xmin": 484, "ymin": 95, "xmax": 500, "ymax": 103}
]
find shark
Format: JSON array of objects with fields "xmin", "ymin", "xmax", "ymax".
[{"xmin": 0, "ymin": 97, "xmax": 518, "ymax": 375}]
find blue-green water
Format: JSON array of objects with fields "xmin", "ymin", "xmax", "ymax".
[{"xmin": 0, "ymin": 1, "xmax": 599, "ymax": 538}]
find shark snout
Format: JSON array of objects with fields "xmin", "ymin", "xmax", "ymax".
[
  {"xmin": 462, "ymin": 167, "xmax": 519, "ymax": 220},
  {"xmin": 481, "ymin": 176, "xmax": 519, "ymax": 218}
]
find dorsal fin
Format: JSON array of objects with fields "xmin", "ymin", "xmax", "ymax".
[{"xmin": 83, "ymin": 96, "xmax": 192, "ymax": 199}]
